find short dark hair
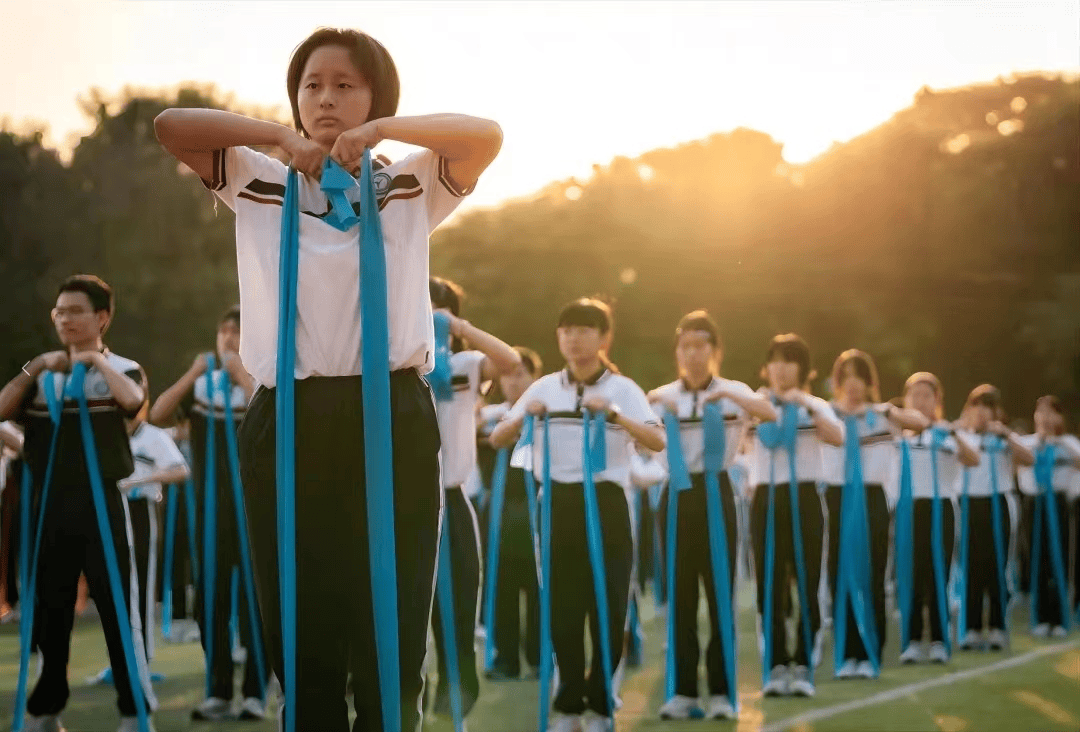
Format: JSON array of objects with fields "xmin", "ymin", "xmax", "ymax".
[
  {"xmin": 514, "ymin": 346, "xmax": 543, "ymax": 377},
  {"xmin": 220, "ymin": 305, "xmax": 241, "ymax": 328},
  {"xmin": 58, "ymin": 274, "xmax": 113, "ymax": 315},
  {"xmin": 429, "ymin": 277, "xmax": 465, "ymax": 317},
  {"xmin": 287, "ymin": 28, "xmax": 400, "ymax": 139},
  {"xmin": 764, "ymin": 333, "xmax": 813, "ymax": 386},
  {"xmin": 831, "ymin": 349, "xmax": 881, "ymax": 403},
  {"xmin": 675, "ymin": 309, "xmax": 720, "ymax": 348},
  {"xmin": 557, "ymin": 297, "xmax": 613, "ymax": 334}
]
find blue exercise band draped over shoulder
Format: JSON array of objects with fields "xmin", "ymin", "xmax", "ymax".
[
  {"xmin": 276, "ymin": 155, "xmax": 402, "ymax": 732},
  {"xmin": 1030, "ymin": 443, "xmax": 1070, "ymax": 631}
]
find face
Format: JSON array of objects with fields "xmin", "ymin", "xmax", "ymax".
[
  {"xmin": 966, "ymin": 403, "xmax": 993, "ymax": 431},
  {"xmin": 1034, "ymin": 402, "xmax": 1063, "ymax": 436},
  {"xmin": 52, "ymin": 291, "xmax": 107, "ymax": 347},
  {"xmin": 557, "ymin": 324, "xmax": 606, "ymax": 365},
  {"xmin": 217, "ymin": 318, "xmax": 240, "ymax": 356},
  {"xmin": 675, "ymin": 330, "xmax": 718, "ymax": 379},
  {"xmin": 499, "ymin": 362, "xmax": 536, "ymax": 404},
  {"xmin": 837, "ymin": 364, "xmax": 870, "ymax": 404},
  {"xmin": 764, "ymin": 358, "xmax": 801, "ymax": 392},
  {"xmin": 297, "ymin": 44, "xmax": 374, "ymax": 147},
  {"xmin": 904, "ymin": 382, "xmax": 938, "ymax": 421}
]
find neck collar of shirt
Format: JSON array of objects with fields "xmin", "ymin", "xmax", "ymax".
[
  {"xmin": 563, "ymin": 366, "xmax": 609, "ymax": 387},
  {"xmin": 681, "ymin": 375, "xmax": 715, "ymax": 392}
]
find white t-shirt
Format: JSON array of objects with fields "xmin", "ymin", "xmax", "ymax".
[
  {"xmin": 124, "ymin": 422, "xmax": 188, "ymax": 502},
  {"xmin": 1015, "ymin": 433, "xmax": 1080, "ymax": 496},
  {"xmin": 191, "ymin": 368, "xmax": 249, "ymax": 422},
  {"xmin": 435, "ymin": 350, "xmax": 486, "ymax": 488},
  {"xmin": 957, "ymin": 430, "xmax": 1016, "ymax": 498},
  {"xmin": 204, "ymin": 146, "xmax": 472, "ymax": 387},
  {"xmin": 749, "ymin": 390, "xmax": 840, "ymax": 487},
  {"xmin": 504, "ymin": 369, "xmax": 658, "ymax": 490},
  {"xmin": 649, "ymin": 377, "xmax": 756, "ymax": 474},
  {"xmin": 822, "ymin": 403, "xmax": 898, "ymax": 490},
  {"xmin": 894, "ymin": 429, "xmax": 964, "ymax": 500}
]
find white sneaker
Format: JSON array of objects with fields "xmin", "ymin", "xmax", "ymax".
[
  {"xmin": 191, "ymin": 697, "xmax": 232, "ymax": 721},
  {"xmin": 550, "ymin": 712, "xmax": 579, "ymax": 732},
  {"xmin": 238, "ymin": 697, "xmax": 266, "ymax": 720},
  {"xmin": 762, "ymin": 665, "xmax": 790, "ymax": 696},
  {"xmin": 1031, "ymin": 623, "xmax": 1050, "ymax": 638},
  {"xmin": 117, "ymin": 716, "xmax": 157, "ymax": 732},
  {"xmin": 1051, "ymin": 626, "xmax": 1068, "ymax": 639},
  {"xmin": 959, "ymin": 630, "xmax": 982, "ymax": 650},
  {"xmin": 986, "ymin": 629, "xmax": 1007, "ymax": 650},
  {"xmin": 582, "ymin": 711, "xmax": 614, "ymax": 732},
  {"xmin": 24, "ymin": 715, "xmax": 66, "ymax": 732},
  {"xmin": 899, "ymin": 642, "xmax": 925, "ymax": 664},
  {"xmin": 927, "ymin": 641, "xmax": 949, "ymax": 664},
  {"xmin": 855, "ymin": 660, "xmax": 876, "ymax": 679},
  {"xmin": 789, "ymin": 665, "xmax": 815, "ymax": 697},
  {"xmin": 836, "ymin": 658, "xmax": 858, "ymax": 679},
  {"xmin": 658, "ymin": 695, "xmax": 702, "ymax": 720},
  {"xmin": 706, "ymin": 695, "xmax": 736, "ymax": 719}
]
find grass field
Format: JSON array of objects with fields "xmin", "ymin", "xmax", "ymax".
[{"xmin": 2, "ymin": 588, "xmax": 1078, "ymax": 732}]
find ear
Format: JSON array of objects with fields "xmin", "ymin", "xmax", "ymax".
[
  {"xmin": 806, "ymin": 368, "xmax": 818, "ymax": 385},
  {"xmin": 759, "ymin": 365, "xmax": 768, "ymax": 382},
  {"xmin": 97, "ymin": 310, "xmax": 112, "ymax": 335},
  {"xmin": 600, "ymin": 331, "xmax": 614, "ymax": 352}
]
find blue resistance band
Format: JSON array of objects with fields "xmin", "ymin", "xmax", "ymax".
[
  {"xmin": 985, "ymin": 435, "xmax": 1010, "ymax": 637},
  {"xmin": 895, "ymin": 438, "xmax": 915, "ymax": 652},
  {"xmin": 756, "ymin": 403, "xmax": 815, "ymax": 686},
  {"xmin": 482, "ymin": 446, "xmax": 511, "ymax": 672},
  {"xmin": 833, "ymin": 414, "xmax": 880, "ymax": 676},
  {"xmin": 72, "ymin": 363, "xmax": 153, "ymax": 731},
  {"xmin": 581, "ymin": 408, "xmax": 615, "ymax": 717},
  {"xmin": 429, "ymin": 312, "xmax": 454, "ymax": 401},
  {"xmin": 957, "ymin": 467, "xmax": 971, "ymax": 641},
  {"xmin": 661, "ymin": 412, "xmax": 691, "ymax": 702},
  {"xmin": 277, "ymin": 156, "xmax": 402, "ymax": 732},
  {"xmin": 217, "ymin": 368, "xmax": 269, "ymax": 698},
  {"xmin": 524, "ymin": 415, "xmax": 556, "ymax": 732},
  {"xmin": 1030, "ymin": 443, "xmax": 1071, "ymax": 631},
  {"xmin": 202, "ymin": 355, "xmax": 219, "ymax": 700},
  {"xmin": 161, "ymin": 483, "xmax": 178, "ymax": 640},
  {"xmin": 928, "ymin": 428, "xmax": 953, "ymax": 655},
  {"xmin": 14, "ymin": 373, "xmax": 68, "ymax": 731}
]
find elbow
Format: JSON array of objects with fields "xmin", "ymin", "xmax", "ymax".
[
  {"xmin": 494, "ymin": 351, "xmax": 522, "ymax": 377},
  {"xmin": 644, "ymin": 429, "xmax": 666, "ymax": 454},
  {"xmin": 154, "ymin": 109, "xmax": 177, "ymax": 144}
]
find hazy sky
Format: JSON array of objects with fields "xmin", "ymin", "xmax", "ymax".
[{"xmin": 2, "ymin": 0, "xmax": 1077, "ymax": 213}]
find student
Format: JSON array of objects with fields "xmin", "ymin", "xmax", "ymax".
[
  {"xmin": 478, "ymin": 346, "xmax": 544, "ymax": 681},
  {"xmin": 491, "ymin": 298, "xmax": 665, "ymax": 732},
  {"xmin": 160, "ymin": 412, "xmax": 200, "ymax": 645},
  {"xmin": 648, "ymin": 311, "xmax": 777, "ymax": 720},
  {"xmin": 956, "ymin": 384, "xmax": 1035, "ymax": 651},
  {"xmin": 0, "ymin": 275, "xmax": 155, "ymax": 732},
  {"xmin": 154, "ymin": 26, "xmax": 501, "ymax": 731},
  {"xmin": 1016, "ymin": 396, "xmax": 1080, "ymax": 638},
  {"xmin": 895, "ymin": 373, "xmax": 979, "ymax": 664},
  {"xmin": 149, "ymin": 306, "xmax": 269, "ymax": 720},
  {"xmin": 822, "ymin": 350, "xmax": 928, "ymax": 678},
  {"xmin": 747, "ymin": 334, "xmax": 843, "ymax": 698},
  {"xmin": 427, "ymin": 276, "xmax": 521, "ymax": 723},
  {"xmin": 0, "ymin": 421, "xmax": 24, "ymax": 622}
]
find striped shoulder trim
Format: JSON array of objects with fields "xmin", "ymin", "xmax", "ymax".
[
  {"xmin": 201, "ymin": 149, "xmax": 228, "ymax": 192},
  {"xmin": 438, "ymin": 155, "xmax": 476, "ymax": 198}
]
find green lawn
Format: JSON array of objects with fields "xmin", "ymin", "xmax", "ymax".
[{"xmin": 2, "ymin": 590, "xmax": 1078, "ymax": 732}]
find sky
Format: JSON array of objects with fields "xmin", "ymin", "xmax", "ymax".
[{"xmin": 2, "ymin": 0, "xmax": 1078, "ymax": 214}]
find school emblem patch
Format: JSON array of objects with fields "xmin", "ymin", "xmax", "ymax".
[{"xmin": 373, "ymin": 172, "xmax": 392, "ymax": 196}]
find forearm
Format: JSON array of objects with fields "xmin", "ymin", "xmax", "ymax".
[
  {"xmin": 149, "ymin": 370, "xmax": 199, "ymax": 425},
  {"xmin": 464, "ymin": 324, "xmax": 520, "ymax": 377},
  {"xmin": 0, "ymin": 423, "xmax": 23, "ymax": 453},
  {"xmin": 227, "ymin": 366, "xmax": 257, "ymax": 401},
  {"xmin": 954, "ymin": 431, "xmax": 981, "ymax": 467},
  {"xmin": 731, "ymin": 392, "xmax": 778, "ymax": 423},
  {"xmin": 124, "ymin": 465, "xmax": 190, "ymax": 489},
  {"xmin": 615, "ymin": 415, "xmax": 665, "ymax": 453},
  {"xmin": 155, "ymin": 108, "xmax": 292, "ymax": 153},
  {"xmin": 376, "ymin": 114, "xmax": 502, "ymax": 162},
  {"xmin": 808, "ymin": 404, "xmax": 844, "ymax": 446},
  {"xmin": 1006, "ymin": 432, "xmax": 1035, "ymax": 466},
  {"xmin": 888, "ymin": 406, "xmax": 931, "ymax": 432},
  {"xmin": 490, "ymin": 413, "xmax": 526, "ymax": 449},
  {"xmin": 96, "ymin": 362, "xmax": 145, "ymax": 414}
]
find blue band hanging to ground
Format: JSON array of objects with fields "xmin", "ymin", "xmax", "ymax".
[
  {"xmin": 896, "ymin": 439, "xmax": 915, "ymax": 651},
  {"xmin": 834, "ymin": 414, "xmax": 880, "ymax": 675},
  {"xmin": 581, "ymin": 408, "xmax": 615, "ymax": 717},
  {"xmin": 928, "ymin": 429, "xmax": 952, "ymax": 655},
  {"xmin": 202, "ymin": 355, "xmax": 219, "ymax": 700},
  {"xmin": 702, "ymin": 402, "xmax": 738, "ymax": 712},
  {"xmin": 662, "ymin": 412, "xmax": 690, "ymax": 702},
  {"xmin": 1030, "ymin": 443, "xmax": 1070, "ymax": 631},
  {"xmin": 957, "ymin": 469, "xmax": 971, "ymax": 641},
  {"xmin": 482, "ymin": 446, "xmax": 511, "ymax": 671},
  {"xmin": 71, "ymin": 363, "xmax": 153, "ymax": 732},
  {"xmin": 13, "ymin": 373, "xmax": 66, "ymax": 732},
  {"xmin": 218, "ymin": 369, "xmax": 269, "ymax": 698},
  {"xmin": 756, "ymin": 402, "xmax": 814, "ymax": 685},
  {"xmin": 985, "ymin": 435, "xmax": 1010, "ymax": 637}
]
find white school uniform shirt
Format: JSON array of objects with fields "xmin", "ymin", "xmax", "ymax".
[
  {"xmin": 191, "ymin": 368, "xmax": 249, "ymax": 422},
  {"xmin": 894, "ymin": 429, "xmax": 964, "ymax": 500},
  {"xmin": 123, "ymin": 422, "xmax": 189, "ymax": 502},
  {"xmin": 749, "ymin": 390, "xmax": 840, "ymax": 487},
  {"xmin": 504, "ymin": 369, "xmax": 658, "ymax": 490},
  {"xmin": 649, "ymin": 377, "xmax": 755, "ymax": 474},
  {"xmin": 822, "ymin": 403, "xmax": 899, "ymax": 499},
  {"xmin": 1016, "ymin": 433, "xmax": 1080, "ymax": 496},
  {"xmin": 435, "ymin": 350, "xmax": 486, "ymax": 489},
  {"xmin": 203, "ymin": 146, "xmax": 473, "ymax": 388},
  {"xmin": 957, "ymin": 430, "xmax": 1016, "ymax": 498}
]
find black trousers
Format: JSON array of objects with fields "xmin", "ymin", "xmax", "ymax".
[
  {"xmin": 128, "ymin": 496, "xmax": 159, "ymax": 662},
  {"xmin": 906, "ymin": 498, "xmax": 955, "ymax": 643},
  {"xmin": 825, "ymin": 483, "xmax": 889, "ymax": 662},
  {"xmin": 1073, "ymin": 498, "xmax": 1080, "ymax": 615},
  {"xmin": 1, "ymin": 459, "xmax": 22, "ymax": 608},
  {"xmin": 164, "ymin": 483, "xmax": 195, "ymax": 621},
  {"xmin": 191, "ymin": 454, "xmax": 270, "ymax": 702},
  {"xmin": 28, "ymin": 480, "xmax": 152, "ymax": 717},
  {"xmin": 487, "ymin": 466, "xmax": 540, "ymax": 675},
  {"xmin": 430, "ymin": 486, "xmax": 482, "ymax": 716},
  {"xmin": 1028, "ymin": 492, "xmax": 1070, "ymax": 627},
  {"xmin": 657, "ymin": 472, "xmax": 737, "ymax": 697},
  {"xmin": 963, "ymin": 495, "xmax": 1012, "ymax": 632},
  {"xmin": 547, "ymin": 480, "xmax": 633, "ymax": 717},
  {"xmin": 635, "ymin": 491, "xmax": 656, "ymax": 595},
  {"xmin": 750, "ymin": 481, "xmax": 824, "ymax": 669},
  {"xmin": 239, "ymin": 371, "xmax": 442, "ymax": 732},
  {"xmin": 1018, "ymin": 495, "xmax": 1035, "ymax": 594}
]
